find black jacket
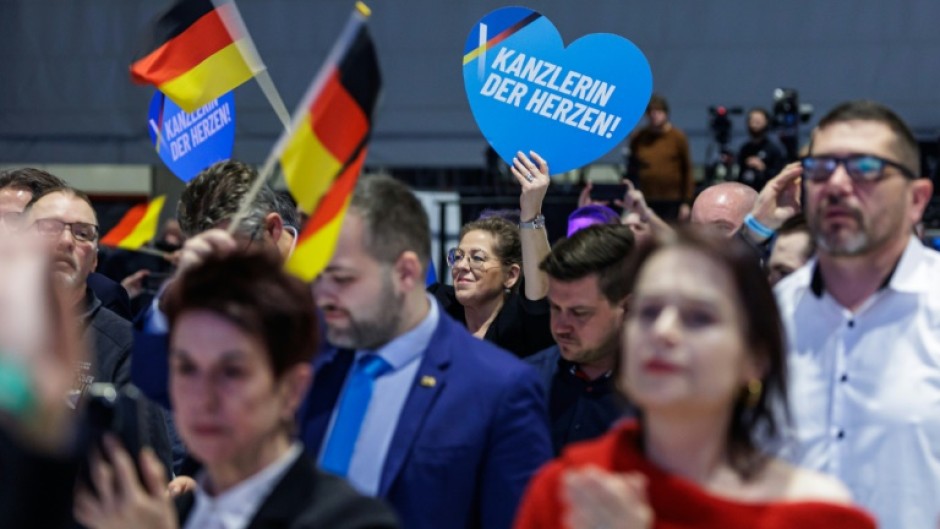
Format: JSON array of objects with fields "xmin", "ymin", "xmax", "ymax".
[
  {"xmin": 175, "ymin": 450, "xmax": 401, "ymax": 529},
  {"xmin": 82, "ymin": 290, "xmax": 173, "ymax": 473}
]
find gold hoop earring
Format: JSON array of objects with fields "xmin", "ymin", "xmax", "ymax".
[{"xmin": 745, "ymin": 379, "xmax": 762, "ymax": 409}]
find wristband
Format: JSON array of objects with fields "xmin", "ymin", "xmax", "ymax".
[
  {"xmin": 744, "ymin": 213, "xmax": 775, "ymax": 239},
  {"xmin": 519, "ymin": 214, "xmax": 545, "ymax": 230},
  {"xmin": 0, "ymin": 358, "xmax": 36, "ymax": 418}
]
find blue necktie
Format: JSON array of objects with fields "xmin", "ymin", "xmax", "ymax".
[{"xmin": 320, "ymin": 354, "xmax": 392, "ymax": 476}]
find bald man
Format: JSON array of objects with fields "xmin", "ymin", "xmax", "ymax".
[{"xmin": 690, "ymin": 182, "xmax": 757, "ymax": 237}]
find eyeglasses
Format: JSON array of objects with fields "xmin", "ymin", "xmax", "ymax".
[
  {"xmin": 800, "ymin": 154, "xmax": 916, "ymax": 183},
  {"xmin": 446, "ymin": 248, "xmax": 500, "ymax": 271},
  {"xmin": 32, "ymin": 219, "xmax": 99, "ymax": 243}
]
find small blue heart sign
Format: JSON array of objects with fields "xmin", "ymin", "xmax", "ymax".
[
  {"xmin": 147, "ymin": 90, "xmax": 236, "ymax": 182},
  {"xmin": 463, "ymin": 7, "xmax": 652, "ymax": 174}
]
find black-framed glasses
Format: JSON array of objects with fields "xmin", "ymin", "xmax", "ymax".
[
  {"xmin": 446, "ymin": 247, "xmax": 500, "ymax": 271},
  {"xmin": 800, "ymin": 154, "xmax": 916, "ymax": 183},
  {"xmin": 32, "ymin": 219, "xmax": 99, "ymax": 243}
]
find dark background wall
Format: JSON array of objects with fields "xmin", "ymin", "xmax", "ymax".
[{"xmin": 2, "ymin": 0, "xmax": 939, "ymax": 170}]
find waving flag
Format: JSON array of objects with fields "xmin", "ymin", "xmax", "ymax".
[
  {"xmin": 100, "ymin": 196, "xmax": 167, "ymax": 250},
  {"xmin": 277, "ymin": 2, "xmax": 381, "ymax": 280},
  {"xmin": 130, "ymin": 0, "xmax": 264, "ymax": 112}
]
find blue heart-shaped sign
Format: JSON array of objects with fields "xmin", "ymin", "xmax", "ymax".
[
  {"xmin": 463, "ymin": 7, "xmax": 652, "ymax": 174},
  {"xmin": 147, "ymin": 90, "xmax": 236, "ymax": 182}
]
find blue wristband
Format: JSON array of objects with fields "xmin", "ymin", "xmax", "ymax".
[
  {"xmin": 744, "ymin": 213, "xmax": 775, "ymax": 239},
  {"xmin": 0, "ymin": 358, "xmax": 35, "ymax": 418}
]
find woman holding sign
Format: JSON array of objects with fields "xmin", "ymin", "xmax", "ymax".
[
  {"xmin": 513, "ymin": 230, "xmax": 875, "ymax": 529},
  {"xmin": 429, "ymin": 151, "xmax": 554, "ymax": 358}
]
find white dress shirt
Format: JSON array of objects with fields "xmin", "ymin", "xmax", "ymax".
[
  {"xmin": 183, "ymin": 443, "xmax": 302, "ymax": 529},
  {"xmin": 775, "ymin": 236, "xmax": 940, "ymax": 529}
]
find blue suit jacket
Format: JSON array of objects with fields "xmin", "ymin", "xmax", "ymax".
[{"xmin": 298, "ymin": 312, "xmax": 552, "ymax": 529}]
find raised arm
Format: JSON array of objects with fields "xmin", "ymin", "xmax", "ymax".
[
  {"xmin": 616, "ymin": 179, "xmax": 673, "ymax": 243},
  {"xmin": 511, "ymin": 151, "xmax": 551, "ymax": 301},
  {"xmin": 740, "ymin": 161, "xmax": 803, "ymax": 245}
]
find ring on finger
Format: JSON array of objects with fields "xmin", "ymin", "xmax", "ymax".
[{"xmin": 523, "ymin": 172, "xmax": 534, "ymax": 182}]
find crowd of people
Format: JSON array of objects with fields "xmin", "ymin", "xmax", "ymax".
[{"xmin": 0, "ymin": 98, "xmax": 937, "ymax": 529}]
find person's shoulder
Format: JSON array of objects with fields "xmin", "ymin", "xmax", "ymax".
[
  {"xmin": 665, "ymin": 125, "xmax": 689, "ymax": 141},
  {"xmin": 457, "ymin": 335, "xmax": 539, "ymax": 382},
  {"xmin": 773, "ymin": 260, "xmax": 814, "ymax": 307},
  {"xmin": 914, "ymin": 240, "xmax": 940, "ymax": 273},
  {"xmin": 766, "ymin": 459, "xmax": 853, "ymax": 505},
  {"xmin": 524, "ymin": 345, "xmax": 560, "ymax": 367},
  {"xmin": 426, "ymin": 282, "xmax": 453, "ymax": 299},
  {"xmin": 558, "ymin": 419, "xmax": 635, "ymax": 467},
  {"xmin": 759, "ymin": 461, "xmax": 876, "ymax": 528},
  {"xmin": 438, "ymin": 313, "xmax": 518, "ymax": 363},
  {"xmin": 308, "ymin": 470, "xmax": 400, "ymax": 526},
  {"xmin": 89, "ymin": 305, "xmax": 133, "ymax": 348},
  {"xmin": 274, "ymin": 455, "xmax": 400, "ymax": 528}
]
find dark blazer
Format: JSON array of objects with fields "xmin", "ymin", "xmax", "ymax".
[
  {"xmin": 175, "ymin": 450, "xmax": 400, "ymax": 529},
  {"xmin": 298, "ymin": 311, "xmax": 553, "ymax": 529}
]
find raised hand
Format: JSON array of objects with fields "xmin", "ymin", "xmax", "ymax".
[
  {"xmin": 750, "ymin": 161, "xmax": 803, "ymax": 234},
  {"xmin": 74, "ymin": 435, "xmax": 177, "ymax": 529},
  {"xmin": 563, "ymin": 467, "xmax": 653, "ymax": 529},
  {"xmin": 511, "ymin": 150, "xmax": 550, "ymax": 221}
]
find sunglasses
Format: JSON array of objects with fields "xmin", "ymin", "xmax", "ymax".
[{"xmin": 800, "ymin": 154, "xmax": 916, "ymax": 183}]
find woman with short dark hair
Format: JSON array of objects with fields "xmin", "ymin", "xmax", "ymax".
[
  {"xmin": 514, "ymin": 229, "xmax": 875, "ymax": 529},
  {"xmin": 75, "ymin": 251, "xmax": 399, "ymax": 529}
]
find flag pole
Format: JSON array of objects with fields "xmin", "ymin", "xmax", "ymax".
[
  {"xmin": 226, "ymin": 1, "xmax": 373, "ymax": 235},
  {"xmin": 212, "ymin": 0, "xmax": 292, "ymax": 132},
  {"xmin": 254, "ymin": 70, "xmax": 292, "ymax": 132},
  {"xmin": 102, "ymin": 246, "xmax": 171, "ymax": 259},
  {"xmin": 225, "ymin": 148, "xmax": 280, "ymax": 236}
]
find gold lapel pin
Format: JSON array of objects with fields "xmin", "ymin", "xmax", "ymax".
[{"xmin": 420, "ymin": 375, "xmax": 437, "ymax": 388}]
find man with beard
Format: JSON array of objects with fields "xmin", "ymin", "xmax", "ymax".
[
  {"xmin": 299, "ymin": 175, "xmax": 551, "ymax": 529},
  {"xmin": 736, "ymin": 107, "xmax": 786, "ymax": 191},
  {"xmin": 743, "ymin": 100, "xmax": 938, "ymax": 529},
  {"xmin": 22, "ymin": 186, "xmax": 172, "ymax": 468},
  {"xmin": 525, "ymin": 224, "xmax": 635, "ymax": 454}
]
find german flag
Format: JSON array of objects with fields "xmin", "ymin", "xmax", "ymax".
[
  {"xmin": 280, "ymin": 7, "xmax": 380, "ymax": 214},
  {"xmin": 285, "ymin": 149, "xmax": 366, "ymax": 280},
  {"xmin": 130, "ymin": 0, "xmax": 264, "ymax": 112},
  {"xmin": 100, "ymin": 196, "xmax": 167, "ymax": 250},
  {"xmin": 277, "ymin": 3, "xmax": 380, "ymax": 280}
]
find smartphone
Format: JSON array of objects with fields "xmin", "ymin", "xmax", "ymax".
[
  {"xmin": 77, "ymin": 383, "xmax": 149, "ymax": 495},
  {"xmin": 590, "ymin": 183, "xmax": 626, "ymax": 205}
]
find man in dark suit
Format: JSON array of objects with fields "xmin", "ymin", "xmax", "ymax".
[
  {"xmin": 526, "ymin": 224, "xmax": 635, "ymax": 454},
  {"xmin": 299, "ymin": 175, "xmax": 552, "ymax": 529}
]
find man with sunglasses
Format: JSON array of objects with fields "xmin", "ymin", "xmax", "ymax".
[{"xmin": 743, "ymin": 100, "xmax": 938, "ymax": 529}]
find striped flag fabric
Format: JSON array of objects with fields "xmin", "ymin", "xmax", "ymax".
[
  {"xmin": 278, "ymin": 2, "xmax": 381, "ymax": 280},
  {"xmin": 285, "ymin": 149, "xmax": 366, "ymax": 280},
  {"xmin": 279, "ymin": 3, "xmax": 380, "ymax": 213},
  {"xmin": 130, "ymin": 0, "xmax": 264, "ymax": 112},
  {"xmin": 100, "ymin": 196, "xmax": 167, "ymax": 250}
]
